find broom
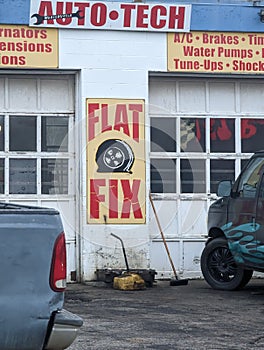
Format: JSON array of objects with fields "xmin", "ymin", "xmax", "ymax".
[{"xmin": 149, "ymin": 193, "xmax": 188, "ymax": 286}]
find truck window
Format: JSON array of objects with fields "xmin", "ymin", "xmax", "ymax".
[
  {"xmin": 235, "ymin": 157, "xmax": 264, "ymax": 198},
  {"xmin": 258, "ymin": 174, "xmax": 264, "ymax": 199}
]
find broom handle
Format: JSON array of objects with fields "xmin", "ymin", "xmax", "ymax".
[{"xmin": 149, "ymin": 193, "xmax": 178, "ymax": 279}]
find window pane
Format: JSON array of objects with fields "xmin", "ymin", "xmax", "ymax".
[
  {"xmin": 235, "ymin": 157, "xmax": 264, "ymax": 198},
  {"xmin": 181, "ymin": 118, "xmax": 205, "ymax": 152},
  {"xmin": 0, "ymin": 116, "xmax": 4, "ymax": 151},
  {"xmin": 210, "ymin": 118, "xmax": 235, "ymax": 153},
  {"xmin": 151, "ymin": 118, "xmax": 176, "ymax": 152},
  {"xmin": 41, "ymin": 159, "xmax": 68, "ymax": 194},
  {"xmin": 0, "ymin": 159, "xmax": 4, "ymax": 194},
  {"xmin": 181, "ymin": 159, "xmax": 206, "ymax": 193},
  {"xmin": 41, "ymin": 116, "xmax": 68, "ymax": 152},
  {"xmin": 10, "ymin": 116, "xmax": 36, "ymax": 151},
  {"xmin": 241, "ymin": 119, "xmax": 264, "ymax": 153},
  {"xmin": 151, "ymin": 159, "xmax": 176, "ymax": 193},
  {"xmin": 9, "ymin": 159, "xmax": 36, "ymax": 194},
  {"xmin": 210, "ymin": 160, "xmax": 235, "ymax": 193},
  {"xmin": 258, "ymin": 174, "xmax": 264, "ymax": 199},
  {"xmin": 241, "ymin": 159, "xmax": 251, "ymax": 171}
]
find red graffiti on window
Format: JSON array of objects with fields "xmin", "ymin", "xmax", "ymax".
[
  {"xmin": 241, "ymin": 119, "xmax": 264, "ymax": 139},
  {"xmin": 187, "ymin": 118, "xmax": 264, "ymax": 144},
  {"xmin": 195, "ymin": 119, "xmax": 201, "ymax": 141},
  {"xmin": 210, "ymin": 119, "xmax": 233, "ymax": 141}
]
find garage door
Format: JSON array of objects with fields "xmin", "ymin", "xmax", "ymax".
[
  {"xmin": 149, "ymin": 76, "xmax": 264, "ymax": 278},
  {"xmin": 0, "ymin": 74, "xmax": 77, "ymax": 281}
]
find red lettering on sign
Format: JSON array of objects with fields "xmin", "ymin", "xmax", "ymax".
[
  {"xmin": 169, "ymin": 6, "xmax": 185, "ymax": 29},
  {"xmin": 90, "ymin": 2, "xmax": 107, "ymax": 27},
  {"xmin": 88, "ymin": 103, "xmax": 99, "ymax": 141},
  {"xmin": 89, "ymin": 179, "xmax": 143, "ymax": 220},
  {"xmin": 101, "ymin": 104, "xmax": 112, "ymax": 133},
  {"xmin": 136, "ymin": 5, "xmax": 148, "ymax": 28},
  {"xmin": 129, "ymin": 104, "xmax": 141, "ymax": 143},
  {"xmin": 87, "ymin": 103, "xmax": 141, "ymax": 142},
  {"xmin": 120, "ymin": 4, "xmax": 136, "ymax": 27},
  {"xmin": 109, "ymin": 179, "xmax": 118, "ymax": 219},
  {"xmin": 121, "ymin": 179, "xmax": 143, "ymax": 219},
  {"xmin": 90, "ymin": 179, "xmax": 106, "ymax": 219},
  {"xmin": 74, "ymin": 2, "xmax": 90, "ymax": 25},
  {"xmin": 37, "ymin": 1, "xmax": 88, "ymax": 25},
  {"xmin": 150, "ymin": 6, "xmax": 166, "ymax": 29},
  {"xmin": 35, "ymin": 1, "xmax": 189, "ymax": 32},
  {"xmin": 38, "ymin": 1, "xmax": 54, "ymax": 24},
  {"xmin": 56, "ymin": 2, "xmax": 73, "ymax": 25},
  {"xmin": 174, "ymin": 33, "xmax": 193, "ymax": 43},
  {"xmin": 114, "ymin": 104, "xmax": 130, "ymax": 137}
]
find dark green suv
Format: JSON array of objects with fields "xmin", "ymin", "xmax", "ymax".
[{"xmin": 201, "ymin": 151, "xmax": 264, "ymax": 290}]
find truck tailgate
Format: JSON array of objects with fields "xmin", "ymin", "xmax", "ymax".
[{"xmin": 0, "ymin": 205, "xmax": 64, "ymax": 350}]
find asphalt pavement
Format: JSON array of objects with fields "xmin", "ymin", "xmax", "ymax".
[{"xmin": 65, "ymin": 278, "xmax": 264, "ymax": 350}]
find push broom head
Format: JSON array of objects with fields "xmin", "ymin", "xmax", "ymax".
[{"xmin": 170, "ymin": 278, "xmax": 189, "ymax": 286}]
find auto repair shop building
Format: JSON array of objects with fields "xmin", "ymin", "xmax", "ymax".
[{"xmin": 1, "ymin": 0, "xmax": 264, "ymax": 282}]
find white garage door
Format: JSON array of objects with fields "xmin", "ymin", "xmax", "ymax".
[
  {"xmin": 149, "ymin": 76, "xmax": 264, "ymax": 278},
  {"xmin": 0, "ymin": 74, "xmax": 77, "ymax": 281}
]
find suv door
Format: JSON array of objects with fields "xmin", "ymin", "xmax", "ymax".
[
  {"xmin": 226, "ymin": 156, "xmax": 264, "ymax": 267},
  {"xmin": 255, "ymin": 172, "xmax": 264, "ymax": 265}
]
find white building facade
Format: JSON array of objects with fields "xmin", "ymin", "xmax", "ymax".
[{"xmin": 1, "ymin": 0, "xmax": 264, "ymax": 281}]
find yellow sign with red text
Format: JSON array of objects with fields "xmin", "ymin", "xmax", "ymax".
[
  {"xmin": 168, "ymin": 31, "xmax": 264, "ymax": 74},
  {"xmin": 0, "ymin": 25, "xmax": 58, "ymax": 68},
  {"xmin": 87, "ymin": 98, "xmax": 145, "ymax": 224}
]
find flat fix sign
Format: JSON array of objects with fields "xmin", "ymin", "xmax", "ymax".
[
  {"xmin": 168, "ymin": 31, "xmax": 264, "ymax": 74},
  {"xmin": 29, "ymin": 0, "xmax": 191, "ymax": 32},
  {"xmin": 87, "ymin": 99, "xmax": 145, "ymax": 224}
]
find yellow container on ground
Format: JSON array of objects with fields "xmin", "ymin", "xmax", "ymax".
[{"xmin": 113, "ymin": 273, "xmax": 146, "ymax": 291}]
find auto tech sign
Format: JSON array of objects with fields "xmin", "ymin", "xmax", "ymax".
[
  {"xmin": 29, "ymin": 1, "xmax": 191, "ymax": 32},
  {"xmin": 86, "ymin": 99, "xmax": 145, "ymax": 224}
]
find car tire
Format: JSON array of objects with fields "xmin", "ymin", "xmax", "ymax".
[
  {"xmin": 96, "ymin": 139, "xmax": 134, "ymax": 173},
  {"xmin": 201, "ymin": 237, "xmax": 253, "ymax": 291}
]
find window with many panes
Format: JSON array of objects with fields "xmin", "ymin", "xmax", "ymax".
[
  {"xmin": 149, "ymin": 78, "xmax": 264, "ymax": 195},
  {"xmin": 150, "ymin": 116, "xmax": 264, "ymax": 194},
  {"xmin": 0, "ymin": 114, "xmax": 72, "ymax": 195}
]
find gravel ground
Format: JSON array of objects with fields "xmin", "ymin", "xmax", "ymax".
[{"xmin": 65, "ymin": 278, "xmax": 264, "ymax": 350}]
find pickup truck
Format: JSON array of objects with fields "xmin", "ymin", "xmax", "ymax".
[
  {"xmin": 201, "ymin": 151, "xmax": 264, "ymax": 291},
  {"xmin": 0, "ymin": 202, "xmax": 83, "ymax": 350}
]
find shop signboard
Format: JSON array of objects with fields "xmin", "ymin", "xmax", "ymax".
[
  {"xmin": 86, "ymin": 98, "xmax": 145, "ymax": 224},
  {"xmin": 0, "ymin": 25, "xmax": 58, "ymax": 68},
  {"xmin": 29, "ymin": 0, "xmax": 191, "ymax": 32},
  {"xmin": 168, "ymin": 31, "xmax": 264, "ymax": 74}
]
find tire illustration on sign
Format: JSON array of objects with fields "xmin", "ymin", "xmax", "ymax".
[{"xmin": 95, "ymin": 139, "xmax": 134, "ymax": 173}]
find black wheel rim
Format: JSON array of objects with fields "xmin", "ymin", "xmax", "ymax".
[
  {"xmin": 103, "ymin": 147, "xmax": 125, "ymax": 169},
  {"xmin": 208, "ymin": 246, "xmax": 238, "ymax": 283}
]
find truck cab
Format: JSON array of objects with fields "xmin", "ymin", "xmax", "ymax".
[{"xmin": 201, "ymin": 151, "xmax": 264, "ymax": 290}]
